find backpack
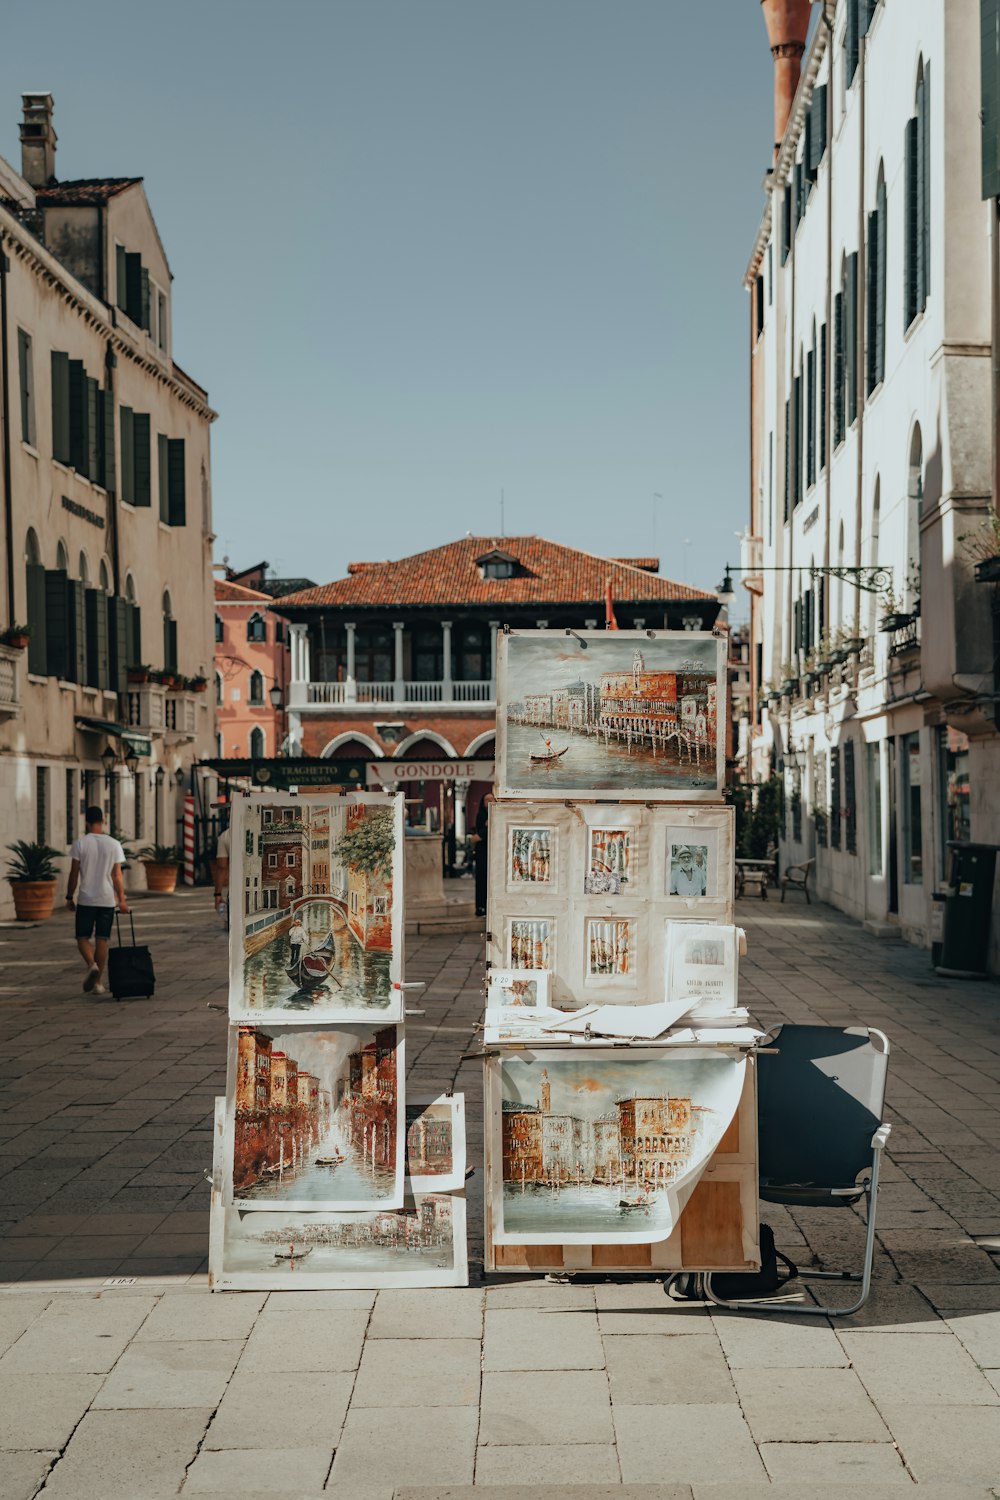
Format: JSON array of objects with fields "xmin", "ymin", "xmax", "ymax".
[{"xmin": 666, "ymin": 1223, "xmax": 797, "ymax": 1302}]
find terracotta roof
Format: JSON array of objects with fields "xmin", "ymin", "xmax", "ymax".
[
  {"xmin": 214, "ymin": 578, "xmax": 273, "ymax": 604},
  {"xmin": 614, "ymin": 556, "xmax": 659, "ymax": 573},
  {"xmin": 34, "ymin": 177, "xmax": 140, "ymax": 206},
  {"xmin": 277, "ymin": 536, "xmax": 715, "ymax": 609}
]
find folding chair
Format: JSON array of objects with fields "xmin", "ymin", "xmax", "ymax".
[{"xmin": 704, "ymin": 1024, "xmax": 891, "ymax": 1317}]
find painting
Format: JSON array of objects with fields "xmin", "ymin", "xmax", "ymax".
[
  {"xmin": 210, "ymin": 1194, "xmax": 468, "ymax": 1290},
  {"xmin": 225, "ymin": 1023, "xmax": 405, "ymax": 1212},
  {"xmin": 586, "ymin": 918, "xmax": 635, "ymax": 981},
  {"xmin": 665, "ymin": 922, "xmax": 739, "ymax": 1015},
  {"xmin": 406, "ymin": 1093, "xmax": 466, "ymax": 1192},
  {"xmin": 229, "ymin": 793, "xmax": 404, "ymax": 1024},
  {"xmin": 665, "ymin": 825, "xmax": 719, "ymax": 901},
  {"xmin": 508, "ymin": 917, "xmax": 554, "ymax": 971},
  {"xmin": 496, "ymin": 629, "xmax": 726, "ymax": 801},
  {"xmin": 489, "ymin": 1049, "xmax": 746, "ymax": 1244},
  {"xmin": 487, "ymin": 969, "xmax": 551, "ymax": 1010},
  {"xmin": 585, "ymin": 829, "xmax": 632, "ymax": 893},
  {"xmin": 508, "ymin": 826, "xmax": 555, "ymax": 886}
]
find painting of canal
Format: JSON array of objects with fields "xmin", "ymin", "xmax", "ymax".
[
  {"xmin": 211, "ymin": 1194, "xmax": 468, "ymax": 1290},
  {"xmin": 491, "ymin": 1051, "xmax": 745, "ymax": 1243},
  {"xmin": 229, "ymin": 794, "xmax": 404, "ymax": 1024},
  {"xmin": 227, "ymin": 1023, "xmax": 404, "ymax": 1212},
  {"xmin": 496, "ymin": 630, "xmax": 725, "ymax": 801},
  {"xmin": 406, "ymin": 1092, "xmax": 466, "ymax": 1191}
]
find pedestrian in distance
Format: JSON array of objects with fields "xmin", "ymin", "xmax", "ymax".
[
  {"xmin": 65, "ymin": 806, "xmax": 128, "ymax": 995},
  {"xmin": 471, "ymin": 790, "xmax": 494, "ymax": 918},
  {"xmin": 214, "ymin": 816, "xmax": 231, "ymax": 926}
]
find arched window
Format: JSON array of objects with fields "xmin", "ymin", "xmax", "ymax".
[
  {"xmin": 250, "ymin": 727, "xmax": 266, "ymax": 759},
  {"xmin": 55, "ymin": 538, "xmax": 68, "ymax": 573},
  {"xmin": 249, "ymin": 670, "xmax": 264, "ymax": 705},
  {"xmin": 905, "ymin": 59, "xmax": 931, "ymax": 328},
  {"xmin": 247, "ymin": 612, "xmax": 267, "ymax": 643},
  {"xmin": 907, "ymin": 425, "xmax": 923, "ymax": 609},
  {"xmin": 78, "ymin": 551, "xmax": 90, "ymax": 586},
  {"xmin": 834, "ymin": 257, "xmax": 847, "ymax": 445},
  {"xmin": 162, "ymin": 589, "xmax": 177, "ymax": 673},
  {"xmin": 215, "ymin": 670, "xmax": 224, "ymax": 707},
  {"xmin": 215, "ymin": 614, "xmax": 224, "ymax": 644},
  {"xmin": 807, "ymin": 321, "xmax": 817, "ymax": 489},
  {"xmin": 125, "ymin": 573, "xmax": 137, "ymax": 605},
  {"xmin": 836, "ymin": 521, "xmax": 846, "ymax": 631},
  {"xmin": 99, "ymin": 558, "xmax": 111, "ymax": 593},
  {"xmin": 24, "ymin": 529, "xmax": 44, "ymax": 674},
  {"xmin": 867, "ymin": 164, "xmax": 887, "ymax": 393}
]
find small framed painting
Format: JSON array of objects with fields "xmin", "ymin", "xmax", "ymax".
[
  {"xmin": 508, "ymin": 825, "xmax": 556, "ymax": 888},
  {"xmin": 508, "ymin": 917, "xmax": 555, "ymax": 972},
  {"xmin": 586, "ymin": 917, "xmax": 637, "ymax": 986},
  {"xmin": 665, "ymin": 827, "xmax": 718, "ymax": 901},
  {"xmin": 487, "ymin": 968, "xmax": 551, "ymax": 1010},
  {"xmin": 664, "ymin": 922, "xmax": 739, "ymax": 1015},
  {"xmin": 584, "ymin": 828, "xmax": 632, "ymax": 894},
  {"xmin": 405, "ymin": 1093, "xmax": 466, "ymax": 1193}
]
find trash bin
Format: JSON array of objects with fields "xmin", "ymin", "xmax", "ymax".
[{"xmin": 936, "ymin": 843, "xmax": 998, "ymax": 978}]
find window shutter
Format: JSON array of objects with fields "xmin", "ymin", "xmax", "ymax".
[
  {"xmin": 845, "ymin": 0, "xmax": 859, "ymax": 85},
  {"xmin": 86, "ymin": 376, "xmax": 100, "ymax": 482},
  {"xmin": 804, "ymin": 108, "xmax": 815, "ymax": 183},
  {"xmin": 125, "ymin": 252, "xmax": 143, "ymax": 325},
  {"xmin": 844, "ymin": 740, "xmax": 857, "ymax": 853},
  {"xmin": 120, "ymin": 407, "xmax": 134, "ymax": 504},
  {"xmin": 845, "ymin": 253, "xmax": 858, "ymax": 423},
  {"xmin": 830, "ymin": 745, "xmax": 842, "ymax": 848},
  {"xmin": 26, "ymin": 563, "xmax": 47, "ymax": 675},
  {"xmin": 818, "ymin": 575, "xmax": 827, "ymax": 637},
  {"xmin": 45, "ymin": 569, "xmax": 70, "ymax": 680},
  {"xmin": 116, "ymin": 244, "xmax": 128, "ymax": 312},
  {"xmin": 68, "ymin": 580, "xmax": 87, "ymax": 684},
  {"xmin": 133, "ymin": 413, "xmax": 151, "ymax": 506},
  {"xmin": 168, "ymin": 439, "xmax": 186, "ymax": 526},
  {"xmin": 164, "ymin": 615, "xmax": 178, "ymax": 673},
  {"xmin": 140, "ymin": 266, "xmax": 151, "ymax": 332},
  {"xmin": 876, "ymin": 188, "xmax": 887, "ymax": 384},
  {"xmin": 982, "ymin": 0, "xmax": 1000, "ymax": 198},
  {"xmin": 17, "ymin": 329, "xmax": 30, "ymax": 442},
  {"xmin": 921, "ymin": 63, "xmax": 931, "ymax": 303},
  {"xmin": 108, "ymin": 595, "xmax": 129, "ymax": 692},
  {"xmin": 784, "ymin": 399, "xmax": 791, "ymax": 521},
  {"xmin": 794, "ymin": 373, "xmax": 803, "ymax": 506},
  {"xmin": 904, "ymin": 116, "xmax": 918, "ymax": 327},
  {"xmin": 833, "ymin": 293, "xmax": 845, "ymax": 445},
  {"xmin": 782, "ymin": 185, "xmax": 791, "ymax": 263},
  {"xmin": 85, "ymin": 588, "xmax": 109, "ymax": 690},
  {"xmin": 809, "ymin": 85, "xmax": 828, "ymax": 171},
  {"xmin": 806, "ymin": 347, "xmax": 816, "ymax": 487},
  {"xmin": 866, "ymin": 212, "xmax": 878, "ymax": 394},
  {"xmin": 51, "ymin": 351, "xmax": 70, "ymax": 464},
  {"xmin": 127, "ymin": 603, "xmax": 142, "ymax": 668},
  {"xmin": 158, "ymin": 434, "xmax": 170, "ymax": 522},
  {"xmin": 67, "ymin": 359, "xmax": 86, "ymax": 473},
  {"xmin": 819, "ymin": 323, "xmax": 828, "ymax": 468},
  {"xmin": 101, "ymin": 386, "xmax": 116, "ymax": 494},
  {"xmin": 794, "ymin": 599, "xmax": 802, "ymax": 654}
]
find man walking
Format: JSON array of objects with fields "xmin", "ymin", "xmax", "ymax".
[{"xmin": 66, "ymin": 807, "xmax": 128, "ymax": 994}]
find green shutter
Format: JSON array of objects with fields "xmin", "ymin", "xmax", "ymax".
[
  {"xmin": 782, "ymin": 185, "xmax": 791, "ymax": 263},
  {"xmin": 68, "ymin": 359, "xmax": 86, "ymax": 472},
  {"xmin": 158, "ymin": 434, "xmax": 170, "ymax": 522},
  {"xmin": 806, "ymin": 347, "xmax": 815, "ymax": 487},
  {"xmin": 783, "ymin": 399, "xmax": 790, "ymax": 521},
  {"xmin": 804, "ymin": 109, "xmax": 815, "ymax": 184},
  {"xmin": 809, "ymin": 85, "xmax": 828, "ymax": 171},
  {"xmin": 833, "ymin": 293, "xmax": 845, "ymax": 445},
  {"xmin": 86, "ymin": 376, "xmax": 100, "ymax": 482},
  {"xmin": 164, "ymin": 615, "xmax": 178, "ymax": 672},
  {"xmin": 127, "ymin": 602, "xmax": 142, "ymax": 668},
  {"xmin": 26, "ymin": 563, "xmax": 47, "ymax": 675},
  {"xmin": 845, "ymin": 253, "xmax": 858, "ymax": 423},
  {"xmin": 125, "ymin": 252, "xmax": 143, "ymax": 325},
  {"xmin": 108, "ymin": 595, "xmax": 129, "ymax": 692},
  {"xmin": 17, "ymin": 329, "xmax": 31, "ymax": 443},
  {"xmin": 921, "ymin": 62, "xmax": 931, "ymax": 301},
  {"xmin": 102, "ymin": 387, "xmax": 116, "ymax": 494},
  {"xmin": 905, "ymin": 116, "xmax": 919, "ymax": 326},
  {"xmin": 51, "ymin": 351, "xmax": 70, "ymax": 464},
  {"xmin": 168, "ymin": 438, "xmax": 186, "ymax": 526},
  {"xmin": 866, "ymin": 212, "xmax": 878, "ymax": 394},
  {"xmin": 140, "ymin": 266, "xmax": 151, "ymax": 331},
  {"xmin": 120, "ymin": 406, "xmax": 134, "ymax": 504},
  {"xmin": 68, "ymin": 580, "xmax": 87, "ymax": 684},
  {"xmin": 85, "ymin": 588, "xmax": 109, "ymax": 689},
  {"xmin": 44, "ymin": 569, "xmax": 70, "ymax": 679},
  {"xmin": 819, "ymin": 323, "xmax": 828, "ymax": 468},
  {"xmin": 982, "ymin": 0, "xmax": 1000, "ymax": 198},
  {"xmin": 845, "ymin": 0, "xmax": 859, "ymax": 85},
  {"xmin": 133, "ymin": 413, "xmax": 151, "ymax": 506},
  {"xmin": 116, "ymin": 244, "xmax": 128, "ymax": 312},
  {"xmin": 876, "ymin": 185, "xmax": 887, "ymax": 384}
]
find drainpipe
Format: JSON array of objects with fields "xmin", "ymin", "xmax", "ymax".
[
  {"xmin": 854, "ymin": 25, "xmax": 867, "ymax": 638},
  {"xmin": 0, "ymin": 235, "xmax": 14, "ymax": 626},
  {"xmin": 823, "ymin": 2, "xmax": 835, "ymax": 626},
  {"xmin": 105, "ymin": 340, "xmax": 121, "ymax": 596}
]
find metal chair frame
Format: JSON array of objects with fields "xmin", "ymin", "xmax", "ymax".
[{"xmin": 704, "ymin": 1025, "xmax": 891, "ymax": 1318}]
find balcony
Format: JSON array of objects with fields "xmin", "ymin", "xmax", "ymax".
[
  {"xmin": 126, "ymin": 685, "xmax": 201, "ymax": 738},
  {"xmin": 0, "ymin": 645, "xmax": 21, "ymax": 717},
  {"xmin": 294, "ymin": 678, "xmax": 495, "ymax": 711}
]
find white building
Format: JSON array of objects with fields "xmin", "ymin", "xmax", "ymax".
[
  {"xmin": 0, "ymin": 94, "xmax": 217, "ymax": 911},
  {"xmin": 744, "ymin": 1, "xmax": 1000, "ymax": 964}
]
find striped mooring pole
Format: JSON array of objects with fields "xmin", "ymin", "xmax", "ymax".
[{"xmin": 183, "ymin": 793, "xmax": 195, "ymax": 886}]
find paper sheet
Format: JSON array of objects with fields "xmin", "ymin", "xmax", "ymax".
[{"xmin": 541, "ymin": 997, "xmax": 698, "ymax": 1039}]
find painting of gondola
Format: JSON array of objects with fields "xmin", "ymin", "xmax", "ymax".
[
  {"xmin": 496, "ymin": 629, "xmax": 726, "ymax": 801},
  {"xmin": 210, "ymin": 1194, "xmax": 468, "ymax": 1290},
  {"xmin": 229, "ymin": 793, "xmax": 405, "ymax": 1024},
  {"xmin": 225, "ymin": 1023, "xmax": 405, "ymax": 1212},
  {"xmin": 488, "ymin": 1050, "xmax": 745, "ymax": 1245},
  {"xmin": 405, "ymin": 1093, "xmax": 466, "ymax": 1192}
]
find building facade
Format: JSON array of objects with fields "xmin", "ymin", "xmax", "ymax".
[
  {"xmin": 213, "ymin": 576, "xmax": 288, "ymax": 761},
  {"xmin": 275, "ymin": 534, "xmax": 719, "ymax": 838},
  {"xmin": 745, "ymin": 2, "xmax": 1000, "ymax": 963},
  {"xmin": 0, "ymin": 94, "xmax": 216, "ymax": 908}
]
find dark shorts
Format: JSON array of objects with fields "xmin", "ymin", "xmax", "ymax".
[{"xmin": 76, "ymin": 905, "xmax": 115, "ymax": 941}]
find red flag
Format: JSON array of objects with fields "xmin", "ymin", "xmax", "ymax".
[{"xmin": 605, "ymin": 578, "xmax": 618, "ymax": 629}]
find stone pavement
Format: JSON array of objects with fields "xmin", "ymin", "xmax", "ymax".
[{"xmin": 1, "ymin": 889, "xmax": 999, "ymax": 1497}]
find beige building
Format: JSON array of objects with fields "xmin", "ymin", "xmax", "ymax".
[{"xmin": 0, "ymin": 94, "xmax": 216, "ymax": 913}]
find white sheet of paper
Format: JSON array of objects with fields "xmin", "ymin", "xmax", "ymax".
[
  {"xmin": 663, "ymin": 1026, "xmax": 762, "ymax": 1047},
  {"xmin": 541, "ymin": 997, "xmax": 698, "ymax": 1039}
]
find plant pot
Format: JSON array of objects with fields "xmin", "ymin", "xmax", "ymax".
[
  {"xmin": 9, "ymin": 879, "xmax": 56, "ymax": 921},
  {"xmin": 128, "ymin": 670, "xmax": 150, "ymax": 684},
  {"xmin": 842, "ymin": 637, "xmax": 864, "ymax": 654},
  {"xmin": 974, "ymin": 556, "xmax": 1000, "ymax": 583},
  {"xmin": 781, "ymin": 678, "xmax": 797, "ymax": 695},
  {"xmin": 190, "ymin": 681, "xmax": 208, "ymax": 693},
  {"xmin": 143, "ymin": 861, "xmax": 179, "ymax": 893},
  {"xmin": 816, "ymin": 658, "xmax": 834, "ymax": 674},
  {"xmin": 879, "ymin": 612, "xmax": 912, "ymax": 633},
  {"xmin": 828, "ymin": 649, "xmax": 847, "ymax": 666},
  {"xmin": 3, "ymin": 633, "xmax": 29, "ymax": 651}
]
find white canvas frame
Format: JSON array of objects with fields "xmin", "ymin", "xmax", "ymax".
[
  {"xmin": 406, "ymin": 1092, "xmax": 466, "ymax": 1193},
  {"xmin": 210, "ymin": 1193, "xmax": 468, "ymax": 1291},
  {"xmin": 228, "ymin": 791, "xmax": 405, "ymax": 1025},
  {"xmin": 664, "ymin": 922, "xmax": 739, "ymax": 1015},
  {"xmin": 486, "ymin": 1047, "xmax": 746, "ymax": 1245},
  {"xmin": 495, "ymin": 628, "xmax": 727, "ymax": 802},
  {"xmin": 223, "ymin": 1022, "xmax": 405, "ymax": 1213},
  {"xmin": 506, "ymin": 823, "xmax": 559, "ymax": 893},
  {"xmin": 486, "ymin": 969, "xmax": 552, "ymax": 1011}
]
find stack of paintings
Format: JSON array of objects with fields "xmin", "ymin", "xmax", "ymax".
[{"xmin": 209, "ymin": 791, "xmax": 468, "ymax": 1290}]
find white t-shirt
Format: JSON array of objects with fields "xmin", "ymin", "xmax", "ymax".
[
  {"xmin": 217, "ymin": 828, "xmax": 231, "ymax": 861},
  {"xmin": 71, "ymin": 833, "xmax": 126, "ymax": 908}
]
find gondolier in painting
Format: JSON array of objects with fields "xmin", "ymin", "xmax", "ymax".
[{"xmin": 288, "ymin": 916, "xmax": 308, "ymax": 970}]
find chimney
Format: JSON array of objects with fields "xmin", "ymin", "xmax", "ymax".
[
  {"xmin": 760, "ymin": 1, "xmax": 811, "ymax": 157},
  {"xmin": 19, "ymin": 93, "xmax": 57, "ymax": 187}
]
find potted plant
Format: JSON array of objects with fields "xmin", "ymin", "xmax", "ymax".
[
  {"xmin": 959, "ymin": 510, "xmax": 1000, "ymax": 580},
  {"xmin": 187, "ymin": 675, "xmax": 208, "ymax": 693},
  {"xmin": 5, "ymin": 840, "xmax": 60, "ymax": 920},
  {"xmin": 127, "ymin": 664, "xmax": 152, "ymax": 684},
  {"xmin": 1, "ymin": 623, "xmax": 30, "ymax": 651},
  {"xmin": 814, "ymin": 634, "xmax": 834, "ymax": 674},
  {"xmin": 878, "ymin": 586, "xmax": 912, "ymax": 633},
  {"xmin": 135, "ymin": 843, "xmax": 181, "ymax": 893},
  {"xmin": 779, "ymin": 661, "xmax": 798, "ymax": 695}
]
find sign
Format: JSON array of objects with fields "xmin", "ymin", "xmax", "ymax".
[
  {"xmin": 366, "ymin": 759, "xmax": 495, "ymax": 788},
  {"xmin": 62, "ymin": 495, "xmax": 105, "ymax": 529},
  {"xmin": 252, "ymin": 760, "xmax": 366, "ymax": 789}
]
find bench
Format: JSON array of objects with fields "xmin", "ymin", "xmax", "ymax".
[{"xmin": 781, "ymin": 857, "xmax": 815, "ymax": 903}]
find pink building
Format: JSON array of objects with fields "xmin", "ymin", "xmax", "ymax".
[{"xmin": 214, "ymin": 577, "xmax": 288, "ymax": 759}]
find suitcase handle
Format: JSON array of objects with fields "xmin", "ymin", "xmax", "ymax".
[{"xmin": 114, "ymin": 911, "xmax": 138, "ymax": 948}]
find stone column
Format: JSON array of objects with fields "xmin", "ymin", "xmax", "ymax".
[
  {"xmin": 345, "ymin": 621, "xmax": 357, "ymax": 704},
  {"xmin": 489, "ymin": 620, "xmax": 500, "ymax": 697},
  {"xmin": 441, "ymin": 620, "xmax": 453, "ymax": 699},
  {"xmin": 393, "ymin": 621, "xmax": 405, "ymax": 701},
  {"xmin": 287, "ymin": 624, "xmax": 310, "ymax": 710},
  {"xmin": 454, "ymin": 778, "xmax": 470, "ymax": 845}
]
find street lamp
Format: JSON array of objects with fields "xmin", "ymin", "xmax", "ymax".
[
  {"xmin": 716, "ymin": 569, "xmax": 736, "ymax": 607},
  {"xmin": 154, "ymin": 765, "xmax": 164, "ymax": 844},
  {"xmin": 269, "ymin": 683, "xmax": 283, "ymax": 709},
  {"xmin": 124, "ymin": 747, "xmax": 139, "ymax": 777},
  {"xmin": 101, "ymin": 744, "xmax": 117, "ymax": 778}
]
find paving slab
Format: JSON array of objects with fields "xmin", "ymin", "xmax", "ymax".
[
  {"xmin": 483, "ymin": 1308, "xmax": 605, "ymax": 1370},
  {"xmin": 944, "ymin": 1311, "xmax": 1000, "ymax": 1368},
  {"xmin": 329, "ymin": 1405, "xmax": 479, "ymax": 1488},
  {"xmin": 759, "ymin": 1441, "xmax": 909, "ymax": 1482},
  {"xmin": 604, "ymin": 1333, "xmax": 736, "ymax": 1405},
  {"xmin": 92, "ymin": 1337, "xmax": 243, "ymax": 1408},
  {"xmin": 733, "ymin": 1364, "xmax": 891, "ymax": 1442},
  {"xmin": 185, "ymin": 1447, "xmax": 333, "ymax": 1492},
  {"xmin": 474, "ymin": 1444, "xmax": 621, "ymax": 1484},
  {"xmin": 0, "ymin": 1370, "xmax": 102, "ymax": 1449},
  {"xmin": 484, "ymin": 1281, "xmax": 596, "ymax": 1310},
  {"xmin": 0, "ymin": 1293, "xmax": 51, "ymax": 1356},
  {"xmin": 352, "ymin": 1337, "xmax": 480, "ymax": 1407},
  {"xmin": 135, "ymin": 1289, "xmax": 266, "ymax": 1341},
  {"xmin": 239, "ymin": 1309, "xmax": 370, "ymax": 1373},
  {"xmin": 479, "ymin": 1369, "xmax": 613, "ymax": 1446},
  {"xmin": 264, "ymin": 1290, "xmax": 376, "ymax": 1312},
  {"xmin": 879, "ymin": 1402, "xmax": 1000, "ymax": 1484},
  {"xmin": 0, "ymin": 1293, "xmax": 155, "ymax": 1373},
  {"xmin": 367, "ymin": 1289, "xmax": 484, "ymax": 1340},
  {"xmin": 595, "ymin": 1283, "xmax": 713, "ymax": 1336},
  {"xmin": 710, "ymin": 1309, "xmax": 848, "ymax": 1369},
  {"xmin": 615, "ymin": 1401, "xmax": 766, "ymax": 1484},
  {"xmin": 839, "ymin": 1330, "xmax": 1000, "ymax": 1406},
  {"xmin": 39, "ymin": 1405, "xmax": 212, "ymax": 1498},
  {"xmin": 396, "ymin": 1489, "xmax": 691, "ymax": 1500},
  {"xmin": 205, "ymin": 1369, "xmax": 354, "ymax": 1451},
  {"xmin": 0, "ymin": 1451, "xmax": 57, "ymax": 1500}
]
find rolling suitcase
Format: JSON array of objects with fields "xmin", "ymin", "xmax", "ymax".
[{"xmin": 107, "ymin": 912, "xmax": 156, "ymax": 1000}]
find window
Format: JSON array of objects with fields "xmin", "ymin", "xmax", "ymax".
[
  {"xmin": 754, "ymin": 275, "xmax": 764, "ymax": 340},
  {"xmin": 845, "ymin": 253, "xmax": 859, "ymax": 424},
  {"xmin": 815, "ymin": 751, "xmax": 829, "ymax": 846},
  {"xmin": 115, "ymin": 243, "xmax": 150, "ymax": 330},
  {"xmin": 844, "ymin": 0, "xmax": 875, "ymax": 90},
  {"xmin": 867, "ymin": 169, "xmax": 887, "ymax": 394},
  {"xmin": 833, "ymin": 287, "xmax": 845, "ymax": 446},
  {"xmin": 830, "ymin": 746, "xmax": 841, "ymax": 849},
  {"xmin": 36, "ymin": 766, "xmax": 48, "ymax": 844},
  {"xmin": 249, "ymin": 670, "xmax": 264, "ymax": 704},
  {"xmin": 162, "ymin": 589, "xmax": 177, "ymax": 673},
  {"xmin": 124, "ymin": 573, "xmax": 142, "ymax": 671},
  {"xmin": 783, "ymin": 398, "xmax": 791, "ymax": 521},
  {"xmin": 905, "ymin": 61, "xmax": 931, "ymax": 329},
  {"xmin": 907, "ymin": 426, "xmax": 923, "ymax": 610},
  {"xmin": 119, "ymin": 408, "xmax": 151, "ymax": 505},
  {"xmin": 807, "ymin": 84, "xmax": 828, "ymax": 178},
  {"xmin": 268, "ymin": 852, "xmax": 278, "ymax": 867},
  {"xmin": 134, "ymin": 771, "xmax": 144, "ymax": 842},
  {"xmin": 767, "ymin": 242, "xmax": 773, "ymax": 304},
  {"xmin": 50, "ymin": 352, "xmax": 113, "ymax": 487},
  {"xmin": 157, "ymin": 435, "xmax": 186, "ymax": 525},
  {"xmin": 286, "ymin": 854, "xmax": 295, "ymax": 869},
  {"xmin": 806, "ymin": 340, "xmax": 816, "ymax": 488},
  {"xmin": 250, "ymin": 727, "xmax": 265, "ymax": 759},
  {"xmin": 247, "ymin": 612, "xmax": 267, "ymax": 643},
  {"xmin": 215, "ymin": 670, "xmax": 223, "ymax": 707},
  {"xmin": 844, "ymin": 740, "xmax": 857, "ymax": 854},
  {"xmin": 158, "ymin": 291, "xmax": 167, "ymax": 351},
  {"xmin": 819, "ymin": 323, "xmax": 827, "ymax": 468},
  {"xmin": 215, "ymin": 614, "xmax": 224, "ymax": 643},
  {"xmin": 938, "ymin": 726, "xmax": 971, "ymax": 875},
  {"xmin": 793, "ymin": 366, "xmax": 803, "ymax": 508},
  {"xmin": 782, "ymin": 184, "xmax": 792, "ymax": 264},
  {"xmin": 99, "ymin": 559, "xmax": 111, "ymax": 593},
  {"xmin": 17, "ymin": 329, "xmax": 35, "ymax": 446},
  {"xmin": 902, "ymin": 732, "xmax": 923, "ymax": 884},
  {"xmin": 25, "ymin": 529, "xmax": 47, "ymax": 676}
]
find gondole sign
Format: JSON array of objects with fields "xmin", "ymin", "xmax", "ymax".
[{"xmin": 366, "ymin": 759, "xmax": 495, "ymax": 787}]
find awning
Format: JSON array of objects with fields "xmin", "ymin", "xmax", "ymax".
[{"xmin": 75, "ymin": 717, "xmax": 152, "ymax": 758}]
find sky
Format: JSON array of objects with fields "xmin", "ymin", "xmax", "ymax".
[{"xmin": 1, "ymin": 1, "xmax": 785, "ymax": 609}]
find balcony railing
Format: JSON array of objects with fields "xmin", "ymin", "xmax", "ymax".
[
  {"xmin": 298, "ymin": 678, "xmax": 495, "ymax": 708},
  {"xmin": 889, "ymin": 616, "xmax": 922, "ymax": 657},
  {"xmin": 0, "ymin": 646, "xmax": 21, "ymax": 717}
]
